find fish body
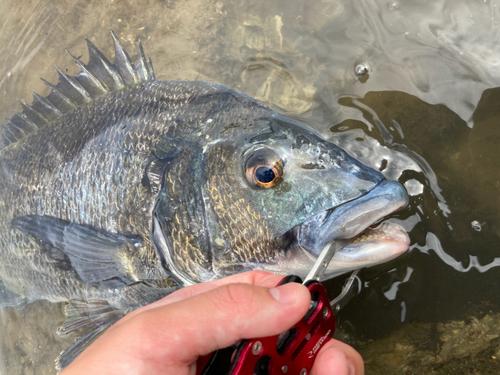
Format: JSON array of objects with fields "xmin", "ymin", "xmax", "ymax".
[{"xmin": 0, "ymin": 33, "xmax": 409, "ymax": 368}]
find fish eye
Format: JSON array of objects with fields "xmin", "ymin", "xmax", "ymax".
[
  {"xmin": 244, "ymin": 148, "xmax": 284, "ymax": 188},
  {"xmin": 255, "ymin": 166, "xmax": 276, "ymax": 183}
]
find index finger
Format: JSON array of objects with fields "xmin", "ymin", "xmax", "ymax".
[
  {"xmin": 163, "ymin": 271, "xmax": 285, "ymax": 305},
  {"xmin": 119, "ymin": 271, "xmax": 285, "ymax": 323}
]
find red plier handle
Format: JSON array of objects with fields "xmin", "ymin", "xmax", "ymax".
[{"xmin": 197, "ymin": 275, "xmax": 336, "ymax": 375}]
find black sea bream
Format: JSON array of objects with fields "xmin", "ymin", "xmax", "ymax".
[{"xmin": 0, "ymin": 32, "xmax": 409, "ymax": 368}]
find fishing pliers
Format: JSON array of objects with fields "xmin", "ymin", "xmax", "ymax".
[{"xmin": 197, "ymin": 240, "xmax": 361, "ymax": 375}]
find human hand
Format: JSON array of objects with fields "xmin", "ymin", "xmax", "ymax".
[{"xmin": 61, "ymin": 271, "xmax": 363, "ymax": 375}]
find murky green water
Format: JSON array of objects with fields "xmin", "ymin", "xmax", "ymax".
[{"xmin": 0, "ymin": 0, "xmax": 499, "ymax": 373}]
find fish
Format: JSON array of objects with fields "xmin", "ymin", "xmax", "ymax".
[{"xmin": 0, "ymin": 31, "xmax": 409, "ymax": 369}]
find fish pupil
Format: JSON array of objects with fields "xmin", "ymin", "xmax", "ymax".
[{"xmin": 255, "ymin": 166, "xmax": 275, "ymax": 183}]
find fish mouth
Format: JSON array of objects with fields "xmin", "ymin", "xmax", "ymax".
[
  {"xmin": 295, "ymin": 179, "xmax": 410, "ymax": 277},
  {"xmin": 320, "ymin": 221, "xmax": 410, "ymax": 279}
]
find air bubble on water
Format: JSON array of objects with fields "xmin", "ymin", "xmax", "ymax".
[
  {"xmin": 404, "ymin": 179, "xmax": 424, "ymax": 196},
  {"xmin": 387, "ymin": 1, "xmax": 399, "ymax": 11},
  {"xmin": 355, "ymin": 62, "xmax": 369, "ymax": 76},
  {"xmin": 471, "ymin": 220, "xmax": 483, "ymax": 232}
]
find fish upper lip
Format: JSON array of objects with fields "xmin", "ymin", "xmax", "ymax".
[{"xmin": 297, "ymin": 179, "xmax": 409, "ymax": 256}]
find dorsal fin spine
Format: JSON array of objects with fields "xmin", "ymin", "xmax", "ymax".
[
  {"xmin": 16, "ymin": 112, "xmax": 40, "ymax": 131},
  {"xmin": 85, "ymin": 38, "xmax": 125, "ymax": 90},
  {"xmin": 1, "ymin": 31, "xmax": 156, "ymax": 151},
  {"xmin": 148, "ymin": 58, "xmax": 156, "ymax": 81},
  {"xmin": 135, "ymin": 40, "xmax": 152, "ymax": 82},
  {"xmin": 41, "ymin": 78, "xmax": 78, "ymax": 108},
  {"xmin": 20, "ymin": 100, "xmax": 48, "ymax": 125},
  {"xmin": 110, "ymin": 30, "xmax": 137, "ymax": 85},
  {"xmin": 4, "ymin": 116, "xmax": 29, "ymax": 145},
  {"xmin": 1, "ymin": 124, "xmax": 17, "ymax": 145},
  {"xmin": 66, "ymin": 50, "xmax": 109, "ymax": 94},
  {"xmin": 54, "ymin": 65, "xmax": 93, "ymax": 102},
  {"xmin": 32, "ymin": 92, "xmax": 64, "ymax": 116}
]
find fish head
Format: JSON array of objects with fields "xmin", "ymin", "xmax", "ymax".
[{"xmin": 152, "ymin": 92, "xmax": 409, "ymax": 285}]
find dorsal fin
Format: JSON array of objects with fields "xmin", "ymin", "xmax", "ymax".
[{"xmin": 0, "ymin": 31, "xmax": 155, "ymax": 150}]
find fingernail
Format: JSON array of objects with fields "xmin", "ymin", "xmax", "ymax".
[{"xmin": 269, "ymin": 283, "xmax": 299, "ymax": 304}]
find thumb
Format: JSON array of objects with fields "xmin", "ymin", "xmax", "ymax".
[{"xmin": 129, "ymin": 281, "xmax": 311, "ymax": 366}]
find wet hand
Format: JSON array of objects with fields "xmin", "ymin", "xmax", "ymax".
[{"xmin": 61, "ymin": 271, "xmax": 364, "ymax": 375}]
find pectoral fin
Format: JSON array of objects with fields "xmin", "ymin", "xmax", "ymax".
[{"xmin": 11, "ymin": 215, "xmax": 141, "ymax": 286}]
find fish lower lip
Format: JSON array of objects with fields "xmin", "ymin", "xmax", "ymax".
[{"xmin": 319, "ymin": 220, "xmax": 410, "ymax": 280}]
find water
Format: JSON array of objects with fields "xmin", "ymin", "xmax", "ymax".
[{"xmin": 0, "ymin": 0, "xmax": 499, "ymax": 373}]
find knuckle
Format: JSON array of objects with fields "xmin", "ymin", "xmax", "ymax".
[
  {"xmin": 214, "ymin": 283, "xmax": 256, "ymax": 315},
  {"xmin": 250, "ymin": 270, "xmax": 272, "ymax": 281}
]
